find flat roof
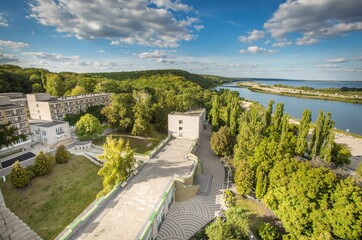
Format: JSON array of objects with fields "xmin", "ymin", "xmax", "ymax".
[
  {"xmin": 71, "ymin": 138, "xmax": 195, "ymax": 240},
  {"xmin": 30, "ymin": 120, "xmax": 66, "ymax": 128},
  {"xmin": 0, "ymin": 103, "xmax": 23, "ymax": 110},
  {"xmin": 169, "ymin": 108, "xmax": 205, "ymax": 117}
]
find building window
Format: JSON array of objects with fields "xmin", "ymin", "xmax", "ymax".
[
  {"xmin": 36, "ymin": 104, "xmax": 39, "ymax": 107},
  {"xmin": 179, "ymin": 120, "xmax": 183, "ymax": 124},
  {"xmin": 179, "ymin": 127, "xmax": 183, "ymax": 130},
  {"xmin": 179, "ymin": 133, "xmax": 183, "ymax": 137},
  {"xmin": 42, "ymin": 131, "xmax": 46, "ymax": 136}
]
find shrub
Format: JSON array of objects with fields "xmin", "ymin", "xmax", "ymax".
[
  {"xmin": 55, "ymin": 145, "xmax": 70, "ymax": 164},
  {"xmin": 34, "ymin": 151, "xmax": 52, "ymax": 175},
  {"xmin": 356, "ymin": 161, "xmax": 362, "ymax": 177},
  {"xmin": 10, "ymin": 161, "xmax": 30, "ymax": 188},
  {"xmin": 224, "ymin": 190, "xmax": 236, "ymax": 207},
  {"xmin": 25, "ymin": 165, "xmax": 38, "ymax": 179},
  {"xmin": 258, "ymin": 223, "xmax": 280, "ymax": 240}
]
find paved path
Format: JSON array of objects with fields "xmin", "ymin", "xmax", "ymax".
[
  {"xmin": 158, "ymin": 126, "xmax": 225, "ymax": 240},
  {"xmin": 69, "ymin": 138, "xmax": 195, "ymax": 240}
]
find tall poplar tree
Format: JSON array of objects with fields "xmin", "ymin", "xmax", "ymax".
[
  {"xmin": 210, "ymin": 95, "xmax": 221, "ymax": 131},
  {"xmin": 296, "ymin": 109, "xmax": 312, "ymax": 156}
]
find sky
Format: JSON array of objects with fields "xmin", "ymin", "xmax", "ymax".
[{"xmin": 0, "ymin": 0, "xmax": 362, "ymax": 80}]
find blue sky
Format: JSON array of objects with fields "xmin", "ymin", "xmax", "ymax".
[{"xmin": 0, "ymin": 0, "xmax": 362, "ymax": 80}]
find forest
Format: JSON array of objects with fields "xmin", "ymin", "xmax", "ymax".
[{"xmin": 209, "ymin": 90, "xmax": 361, "ymax": 239}]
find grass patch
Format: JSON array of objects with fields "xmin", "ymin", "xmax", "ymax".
[
  {"xmin": 93, "ymin": 130, "xmax": 167, "ymax": 154},
  {"xmin": 0, "ymin": 154, "xmax": 102, "ymax": 240},
  {"xmin": 235, "ymin": 196, "xmax": 284, "ymax": 234}
]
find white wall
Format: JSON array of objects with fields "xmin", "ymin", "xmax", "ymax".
[
  {"xmin": 168, "ymin": 115, "xmax": 200, "ymax": 139},
  {"xmin": 30, "ymin": 121, "xmax": 71, "ymax": 145}
]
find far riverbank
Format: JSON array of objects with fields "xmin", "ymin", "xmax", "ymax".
[{"xmin": 237, "ymin": 82, "xmax": 362, "ymax": 104}]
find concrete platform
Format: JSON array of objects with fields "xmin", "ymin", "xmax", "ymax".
[{"xmin": 70, "ymin": 138, "xmax": 195, "ymax": 240}]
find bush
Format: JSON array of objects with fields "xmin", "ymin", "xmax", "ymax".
[
  {"xmin": 224, "ymin": 190, "xmax": 236, "ymax": 207},
  {"xmin": 258, "ymin": 223, "xmax": 280, "ymax": 240},
  {"xmin": 55, "ymin": 145, "xmax": 70, "ymax": 164},
  {"xmin": 25, "ymin": 165, "xmax": 38, "ymax": 179},
  {"xmin": 10, "ymin": 161, "xmax": 30, "ymax": 188},
  {"xmin": 356, "ymin": 161, "xmax": 362, "ymax": 177},
  {"xmin": 34, "ymin": 151, "xmax": 52, "ymax": 175}
]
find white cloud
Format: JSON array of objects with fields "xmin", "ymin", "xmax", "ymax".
[
  {"xmin": 0, "ymin": 40, "xmax": 29, "ymax": 49},
  {"xmin": 22, "ymin": 52, "xmax": 80, "ymax": 61},
  {"xmin": 29, "ymin": 0, "xmax": 199, "ymax": 47},
  {"xmin": 151, "ymin": 0, "xmax": 193, "ymax": 12},
  {"xmin": 0, "ymin": 53, "xmax": 19, "ymax": 63},
  {"xmin": 0, "ymin": 13, "xmax": 8, "ymax": 27},
  {"xmin": 239, "ymin": 30, "xmax": 265, "ymax": 43},
  {"xmin": 327, "ymin": 58, "xmax": 348, "ymax": 63},
  {"xmin": 194, "ymin": 25, "xmax": 204, "ymax": 31},
  {"xmin": 138, "ymin": 50, "xmax": 175, "ymax": 64},
  {"xmin": 296, "ymin": 36, "xmax": 319, "ymax": 46},
  {"xmin": 239, "ymin": 46, "xmax": 277, "ymax": 54},
  {"xmin": 272, "ymin": 41, "xmax": 292, "ymax": 47},
  {"xmin": 264, "ymin": 0, "xmax": 362, "ymax": 43},
  {"xmin": 98, "ymin": 49, "xmax": 106, "ymax": 54}
]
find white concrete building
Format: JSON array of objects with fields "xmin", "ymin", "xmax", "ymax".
[
  {"xmin": 168, "ymin": 109, "xmax": 206, "ymax": 139},
  {"xmin": 26, "ymin": 92, "xmax": 111, "ymax": 121},
  {"xmin": 30, "ymin": 120, "xmax": 71, "ymax": 145},
  {"xmin": 0, "ymin": 96, "xmax": 30, "ymax": 136}
]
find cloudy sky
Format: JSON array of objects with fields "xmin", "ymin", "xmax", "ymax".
[{"xmin": 1, "ymin": 0, "xmax": 362, "ymax": 80}]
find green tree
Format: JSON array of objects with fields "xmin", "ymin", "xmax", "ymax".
[
  {"xmin": 102, "ymin": 93, "xmax": 134, "ymax": 130},
  {"xmin": 210, "ymin": 126, "xmax": 236, "ymax": 157},
  {"xmin": 32, "ymin": 83, "xmax": 44, "ymax": 93},
  {"xmin": 34, "ymin": 151, "xmax": 51, "ymax": 175},
  {"xmin": 69, "ymin": 85, "xmax": 87, "ymax": 96},
  {"xmin": 258, "ymin": 223, "xmax": 280, "ymax": 240},
  {"xmin": 0, "ymin": 123, "xmax": 26, "ymax": 149},
  {"xmin": 357, "ymin": 162, "xmax": 362, "ymax": 177},
  {"xmin": 331, "ymin": 143, "xmax": 351, "ymax": 166},
  {"xmin": 75, "ymin": 113, "xmax": 102, "ymax": 140},
  {"xmin": 210, "ymin": 95, "xmax": 221, "ymax": 131},
  {"xmin": 55, "ymin": 145, "xmax": 70, "ymax": 164},
  {"xmin": 97, "ymin": 137, "xmax": 135, "ymax": 197},
  {"xmin": 234, "ymin": 104, "xmax": 267, "ymax": 165},
  {"xmin": 206, "ymin": 207, "xmax": 250, "ymax": 240},
  {"xmin": 270, "ymin": 103, "xmax": 284, "ymax": 140},
  {"xmin": 296, "ymin": 109, "xmax": 311, "ymax": 156},
  {"xmin": 9, "ymin": 161, "xmax": 30, "ymax": 188},
  {"xmin": 255, "ymin": 164, "xmax": 269, "ymax": 199},
  {"xmin": 265, "ymin": 100, "xmax": 274, "ymax": 129},
  {"xmin": 327, "ymin": 178, "xmax": 362, "ymax": 239},
  {"xmin": 234, "ymin": 161, "xmax": 253, "ymax": 196},
  {"xmin": 45, "ymin": 73, "xmax": 65, "ymax": 96},
  {"xmin": 131, "ymin": 90, "xmax": 152, "ymax": 136}
]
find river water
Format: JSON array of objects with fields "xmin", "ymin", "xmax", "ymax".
[{"xmin": 216, "ymin": 82, "xmax": 362, "ymax": 135}]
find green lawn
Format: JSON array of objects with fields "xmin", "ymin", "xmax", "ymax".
[
  {"xmin": 93, "ymin": 130, "xmax": 167, "ymax": 154},
  {"xmin": 0, "ymin": 155, "xmax": 102, "ymax": 240},
  {"xmin": 235, "ymin": 196, "xmax": 284, "ymax": 234}
]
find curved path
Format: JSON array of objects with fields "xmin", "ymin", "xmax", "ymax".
[{"xmin": 158, "ymin": 126, "xmax": 225, "ymax": 240}]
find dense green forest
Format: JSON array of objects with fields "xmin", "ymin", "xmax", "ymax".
[
  {"xmin": 0, "ymin": 65, "xmax": 230, "ymax": 94},
  {"xmin": 209, "ymin": 90, "xmax": 361, "ymax": 239}
]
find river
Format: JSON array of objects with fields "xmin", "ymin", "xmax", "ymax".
[{"xmin": 216, "ymin": 82, "xmax": 362, "ymax": 135}]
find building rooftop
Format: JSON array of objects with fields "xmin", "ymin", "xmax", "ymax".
[
  {"xmin": 30, "ymin": 120, "xmax": 67, "ymax": 128},
  {"xmin": 0, "ymin": 103, "xmax": 23, "ymax": 110},
  {"xmin": 169, "ymin": 108, "xmax": 205, "ymax": 117},
  {"xmin": 70, "ymin": 138, "xmax": 195, "ymax": 240}
]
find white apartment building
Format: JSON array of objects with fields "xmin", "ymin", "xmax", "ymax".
[
  {"xmin": 26, "ymin": 93, "xmax": 111, "ymax": 121},
  {"xmin": 0, "ymin": 96, "xmax": 30, "ymax": 136},
  {"xmin": 0, "ymin": 92, "xmax": 28, "ymax": 115},
  {"xmin": 168, "ymin": 109, "xmax": 206, "ymax": 139},
  {"xmin": 30, "ymin": 120, "xmax": 71, "ymax": 145}
]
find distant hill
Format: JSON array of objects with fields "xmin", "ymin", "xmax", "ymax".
[
  {"xmin": 0, "ymin": 64, "xmax": 236, "ymax": 93},
  {"xmin": 87, "ymin": 69, "xmax": 232, "ymax": 89}
]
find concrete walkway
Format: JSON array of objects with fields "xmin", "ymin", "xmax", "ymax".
[
  {"xmin": 69, "ymin": 138, "xmax": 195, "ymax": 240},
  {"xmin": 158, "ymin": 126, "xmax": 225, "ymax": 239}
]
